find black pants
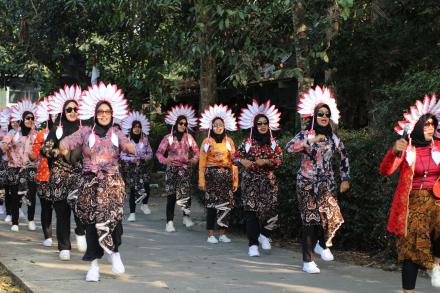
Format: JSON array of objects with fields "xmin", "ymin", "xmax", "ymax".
[
  {"xmin": 39, "ymin": 197, "xmax": 53, "ymax": 240},
  {"xmin": 402, "ymin": 237, "xmax": 440, "ymax": 290},
  {"xmin": 53, "ymin": 199, "xmax": 85, "ymax": 251},
  {"xmin": 10, "ymin": 182, "xmax": 36, "ymax": 225},
  {"xmin": 302, "ymin": 225, "xmax": 327, "ymax": 262},
  {"xmin": 245, "ymin": 211, "xmax": 271, "ymax": 246},
  {"xmin": 166, "ymin": 193, "xmax": 189, "ymax": 222},
  {"xmin": 83, "ymin": 221, "xmax": 123, "ymax": 261},
  {"xmin": 4, "ymin": 186, "xmax": 11, "ymax": 215},
  {"xmin": 129, "ymin": 183, "xmax": 150, "ymax": 213}
]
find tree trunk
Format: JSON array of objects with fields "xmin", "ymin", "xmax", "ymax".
[{"xmin": 199, "ymin": 55, "xmax": 217, "ymax": 114}]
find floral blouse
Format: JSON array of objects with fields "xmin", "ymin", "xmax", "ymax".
[
  {"xmin": 120, "ymin": 137, "xmax": 153, "ymax": 163},
  {"xmin": 286, "ymin": 130, "xmax": 349, "ymax": 181},
  {"xmin": 234, "ymin": 138, "xmax": 283, "ymax": 173},
  {"xmin": 61, "ymin": 126, "xmax": 130, "ymax": 175},
  {"xmin": 1, "ymin": 128, "xmax": 38, "ymax": 169},
  {"xmin": 156, "ymin": 133, "xmax": 200, "ymax": 168}
]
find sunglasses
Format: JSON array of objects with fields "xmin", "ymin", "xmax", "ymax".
[
  {"xmin": 65, "ymin": 107, "xmax": 78, "ymax": 114},
  {"xmin": 96, "ymin": 110, "xmax": 113, "ymax": 116},
  {"xmin": 424, "ymin": 121, "xmax": 435, "ymax": 128},
  {"xmin": 257, "ymin": 121, "xmax": 269, "ymax": 126},
  {"xmin": 213, "ymin": 124, "xmax": 224, "ymax": 128},
  {"xmin": 178, "ymin": 122, "xmax": 188, "ymax": 126},
  {"xmin": 25, "ymin": 116, "xmax": 34, "ymax": 121},
  {"xmin": 317, "ymin": 112, "xmax": 330, "ymax": 118}
]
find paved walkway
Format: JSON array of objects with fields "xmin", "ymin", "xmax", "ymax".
[{"xmin": 0, "ymin": 195, "xmax": 433, "ymax": 293}]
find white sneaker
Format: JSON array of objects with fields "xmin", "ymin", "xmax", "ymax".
[
  {"xmin": 4, "ymin": 215, "xmax": 12, "ymax": 222},
  {"xmin": 165, "ymin": 221, "xmax": 176, "ymax": 232},
  {"xmin": 314, "ymin": 242, "xmax": 334, "ymax": 261},
  {"xmin": 86, "ymin": 262, "xmax": 100, "ymax": 282},
  {"xmin": 207, "ymin": 236, "xmax": 219, "ymax": 244},
  {"xmin": 248, "ymin": 245, "xmax": 260, "ymax": 257},
  {"xmin": 28, "ymin": 220, "xmax": 36, "ymax": 231},
  {"xmin": 111, "ymin": 252, "xmax": 125, "ymax": 275},
  {"xmin": 127, "ymin": 213, "xmax": 136, "ymax": 222},
  {"xmin": 59, "ymin": 250, "xmax": 70, "ymax": 261},
  {"xmin": 19, "ymin": 208, "xmax": 25, "ymax": 219},
  {"xmin": 11, "ymin": 225, "xmax": 19, "ymax": 232},
  {"xmin": 303, "ymin": 261, "xmax": 320, "ymax": 274},
  {"xmin": 0, "ymin": 205, "xmax": 4, "ymax": 214},
  {"xmin": 432, "ymin": 265, "xmax": 440, "ymax": 288},
  {"xmin": 75, "ymin": 234, "xmax": 87, "ymax": 253},
  {"xmin": 219, "ymin": 235, "xmax": 231, "ymax": 243},
  {"xmin": 258, "ymin": 234, "xmax": 271, "ymax": 250},
  {"xmin": 182, "ymin": 216, "xmax": 194, "ymax": 228},
  {"xmin": 42, "ymin": 238, "xmax": 53, "ymax": 247},
  {"xmin": 140, "ymin": 204, "xmax": 151, "ymax": 215}
]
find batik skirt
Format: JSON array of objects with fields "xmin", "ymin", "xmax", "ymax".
[
  {"xmin": 205, "ymin": 167, "xmax": 234, "ymax": 228},
  {"xmin": 46, "ymin": 159, "xmax": 82, "ymax": 202},
  {"xmin": 120, "ymin": 160, "xmax": 150, "ymax": 205},
  {"xmin": 165, "ymin": 165, "xmax": 191, "ymax": 214}
]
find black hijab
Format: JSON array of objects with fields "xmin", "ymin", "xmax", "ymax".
[
  {"xmin": 410, "ymin": 114, "xmax": 438, "ymax": 147},
  {"xmin": 20, "ymin": 111, "xmax": 33, "ymax": 137},
  {"xmin": 94, "ymin": 101, "xmax": 113, "ymax": 138},
  {"xmin": 252, "ymin": 114, "xmax": 271, "ymax": 146},
  {"xmin": 46, "ymin": 100, "xmax": 80, "ymax": 147},
  {"xmin": 130, "ymin": 121, "xmax": 142, "ymax": 144},
  {"xmin": 305, "ymin": 103, "xmax": 333, "ymax": 137},
  {"xmin": 211, "ymin": 118, "xmax": 226, "ymax": 143},
  {"xmin": 173, "ymin": 116, "xmax": 186, "ymax": 142}
]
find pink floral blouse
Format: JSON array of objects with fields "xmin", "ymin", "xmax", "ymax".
[
  {"xmin": 156, "ymin": 133, "xmax": 200, "ymax": 168},
  {"xmin": 120, "ymin": 137, "xmax": 153, "ymax": 163},
  {"xmin": 1, "ymin": 128, "xmax": 38, "ymax": 169}
]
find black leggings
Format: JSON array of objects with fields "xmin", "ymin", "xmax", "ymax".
[
  {"xmin": 129, "ymin": 183, "xmax": 150, "ymax": 213},
  {"xmin": 39, "ymin": 197, "xmax": 53, "ymax": 240},
  {"xmin": 166, "ymin": 193, "xmax": 188, "ymax": 222},
  {"xmin": 10, "ymin": 182, "xmax": 37, "ymax": 225},
  {"xmin": 302, "ymin": 225, "xmax": 327, "ymax": 262},
  {"xmin": 245, "ymin": 211, "xmax": 270, "ymax": 246},
  {"xmin": 4, "ymin": 186, "xmax": 11, "ymax": 215},
  {"xmin": 83, "ymin": 221, "xmax": 123, "ymax": 261},
  {"xmin": 54, "ymin": 199, "xmax": 85, "ymax": 251}
]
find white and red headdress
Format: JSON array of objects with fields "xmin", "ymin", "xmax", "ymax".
[
  {"xmin": 122, "ymin": 111, "xmax": 151, "ymax": 136},
  {"xmin": 10, "ymin": 99, "xmax": 38, "ymax": 141},
  {"xmin": 199, "ymin": 104, "xmax": 237, "ymax": 152},
  {"xmin": 394, "ymin": 94, "xmax": 440, "ymax": 166},
  {"xmin": 238, "ymin": 100, "xmax": 281, "ymax": 152},
  {"xmin": 78, "ymin": 82, "xmax": 129, "ymax": 148},
  {"xmin": 297, "ymin": 85, "xmax": 339, "ymax": 139},
  {"xmin": 164, "ymin": 104, "xmax": 197, "ymax": 146},
  {"xmin": 48, "ymin": 84, "xmax": 82, "ymax": 140},
  {"xmin": 0, "ymin": 107, "xmax": 11, "ymax": 135},
  {"xmin": 36, "ymin": 98, "xmax": 50, "ymax": 139}
]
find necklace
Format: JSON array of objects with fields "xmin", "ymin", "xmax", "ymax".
[{"xmin": 419, "ymin": 150, "xmax": 432, "ymax": 189}]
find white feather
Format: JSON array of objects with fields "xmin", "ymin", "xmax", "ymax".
[
  {"xmin": 168, "ymin": 135, "xmax": 174, "ymax": 145},
  {"xmin": 226, "ymin": 141, "xmax": 232, "ymax": 152},
  {"xmin": 245, "ymin": 141, "xmax": 251, "ymax": 153},
  {"xmin": 203, "ymin": 143, "xmax": 209, "ymax": 153},
  {"xmin": 56, "ymin": 126, "xmax": 63, "ymax": 140},
  {"xmin": 13, "ymin": 131, "xmax": 20, "ymax": 142},
  {"xmin": 405, "ymin": 147, "xmax": 416, "ymax": 166},
  {"xmin": 111, "ymin": 131, "xmax": 119, "ymax": 147},
  {"xmin": 88, "ymin": 132, "xmax": 96, "ymax": 148}
]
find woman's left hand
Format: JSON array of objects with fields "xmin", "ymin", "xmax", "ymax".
[
  {"xmin": 340, "ymin": 181, "xmax": 350, "ymax": 193},
  {"xmin": 125, "ymin": 143, "xmax": 136, "ymax": 154},
  {"xmin": 255, "ymin": 159, "xmax": 268, "ymax": 167}
]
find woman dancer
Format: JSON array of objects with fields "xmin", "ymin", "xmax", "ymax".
[
  {"xmin": 286, "ymin": 86, "xmax": 350, "ymax": 273},
  {"xmin": 120, "ymin": 111, "xmax": 153, "ymax": 222},
  {"xmin": 199, "ymin": 104, "xmax": 238, "ymax": 243},
  {"xmin": 60, "ymin": 82, "xmax": 135, "ymax": 281},
  {"xmin": 235, "ymin": 100, "xmax": 283, "ymax": 256},
  {"xmin": 156, "ymin": 104, "xmax": 199, "ymax": 232},
  {"xmin": 380, "ymin": 94, "xmax": 440, "ymax": 292}
]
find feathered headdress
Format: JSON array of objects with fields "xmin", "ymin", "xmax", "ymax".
[
  {"xmin": 10, "ymin": 99, "xmax": 38, "ymax": 122},
  {"xmin": 238, "ymin": 100, "xmax": 281, "ymax": 152},
  {"xmin": 78, "ymin": 82, "xmax": 129, "ymax": 148},
  {"xmin": 36, "ymin": 98, "xmax": 50, "ymax": 139},
  {"xmin": 199, "ymin": 104, "xmax": 237, "ymax": 152},
  {"xmin": 297, "ymin": 85, "xmax": 339, "ymax": 139},
  {"xmin": 394, "ymin": 94, "xmax": 440, "ymax": 166},
  {"xmin": 122, "ymin": 111, "xmax": 151, "ymax": 136},
  {"xmin": 48, "ymin": 84, "xmax": 82, "ymax": 139},
  {"xmin": 0, "ymin": 107, "xmax": 11, "ymax": 135},
  {"xmin": 164, "ymin": 104, "xmax": 197, "ymax": 146}
]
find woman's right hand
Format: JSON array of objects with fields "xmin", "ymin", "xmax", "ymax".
[
  {"xmin": 393, "ymin": 138, "xmax": 408, "ymax": 154},
  {"xmin": 240, "ymin": 159, "xmax": 253, "ymax": 169},
  {"xmin": 165, "ymin": 158, "xmax": 172, "ymax": 165},
  {"xmin": 308, "ymin": 134, "xmax": 326, "ymax": 144}
]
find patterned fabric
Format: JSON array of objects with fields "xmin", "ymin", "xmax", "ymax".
[
  {"xmin": 396, "ymin": 190, "xmax": 440, "ymax": 270},
  {"xmin": 46, "ymin": 158, "xmax": 82, "ymax": 202},
  {"xmin": 234, "ymin": 138, "xmax": 283, "ymax": 230},
  {"xmin": 164, "ymin": 165, "xmax": 191, "ymax": 214},
  {"xmin": 6, "ymin": 167, "xmax": 36, "ymax": 206},
  {"xmin": 32, "ymin": 130, "xmax": 50, "ymax": 182},
  {"xmin": 68, "ymin": 172, "xmax": 125, "ymax": 254},
  {"xmin": 204, "ymin": 167, "xmax": 234, "ymax": 228},
  {"xmin": 61, "ymin": 126, "xmax": 130, "ymax": 175},
  {"xmin": 286, "ymin": 130, "xmax": 349, "ymax": 247},
  {"xmin": 120, "ymin": 160, "xmax": 150, "ymax": 205},
  {"xmin": 156, "ymin": 133, "xmax": 199, "ymax": 168},
  {"xmin": 0, "ymin": 159, "xmax": 7, "ymax": 185},
  {"xmin": 1, "ymin": 129, "xmax": 38, "ymax": 169},
  {"xmin": 37, "ymin": 181, "xmax": 48, "ymax": 199},
  {"xmin": 120, "ymin": 137, "xmax": 153, "ymax": 163}
]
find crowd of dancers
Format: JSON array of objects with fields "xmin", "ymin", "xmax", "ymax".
[{"xmin": 0, "ymin": 83, "xmax": 438, "ymax": 292}]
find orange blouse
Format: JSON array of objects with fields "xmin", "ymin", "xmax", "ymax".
[{"xmin": 32, "ymin": 130, "xmax": 50, "ymax": 182}]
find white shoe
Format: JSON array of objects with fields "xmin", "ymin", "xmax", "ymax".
[
  {"xmin": 28, "ymin": 220, "xmax": 36, "ymax": 231},
  {"xmin": 11, "ymin": 225, "xmax": 19, "ymax": 232},
  {"xmin": 303, "ymin": 261, "xmax": 320, "ymax": 274},
  {"xmin": 218, "ymin": 235, "xmax": 231, "ymax": 243},
  {"xmin": 86, "ymin": 262, "xmax": 100, "ymax": 282},
  {"xmin": 314, "ymin": 242, "xmax": 334, "ymax": 261},
  {"xmin": 19, "ymin": 208, "xmax": 25, "ymax": 219},
  {"xmin": 207, "ymin": 236, "xmax": 219, "ymax": 244},
  {"xmin": 182, "ymin": 216, "xmax": 194, "ymax": 228},
  {"xmin": 42, "ymin": 238, "xmax": 53, "ymax": 247},
  {"xmin": 140, "ymin": 204, "xmax": 151, "ymax": 215},
  {"xmin": 59, "ymin": 250, "xmax": 70, "ymax": 261},
  {"xmin": 111, "ymin": 252, "xmax": 125, "ymax": 275},
  {"xmin": 248, "ymin": 245, "xmax": 260, "ymax": 257},
  {"xmin": 258, "ymin": 234, "xmax": 271, "ymax": 250},
  {"xmin": 127, "ymin": 213, "xmax": 136, "ymax": 222},
  {"xmin": 0, "ymin": 205, "xmax": 4, "ymax": 214},
  {"xmin": 4, "ymin": 215, "xmax": 12, "ymax": 222},
  {"xmin": 75, "ymin": 234, "xmax": 87, "ymax": 253},
  {"xmin": 165, "ymin": 221, "xmax": 176, "ymax": 232},
  {"xmin": 432, "ymin": 265, "xmax": 440, "ymax": 288}
]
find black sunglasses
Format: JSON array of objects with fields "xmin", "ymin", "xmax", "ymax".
[
  {"xmin": 65, "ymin": 107, "xmax": 78, "ymax": 113},
  {"xmin": 179, "ymin": 122, "xmax": 188, "ymax": 126},
  {"xmin": 317, "ymin": 112, "xmax": 330, "ymax": 118},
  {"xmin": 257, "ymin": 121, "xmax": 269, "ymax": 126},
  {"xmin": 25, "ymin": 116, "xmax": 34, "ymax": 121}
]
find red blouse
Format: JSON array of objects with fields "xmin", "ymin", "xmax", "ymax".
[{"xmin": 412, "ymin": 145, "xmax": 440, "ymax": 189}]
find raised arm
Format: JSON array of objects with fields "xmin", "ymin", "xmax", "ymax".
[{"xmin": 286, "ymin": 131, "xmax": 312, "ymax": 154}]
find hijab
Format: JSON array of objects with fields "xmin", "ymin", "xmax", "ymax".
[
  {"xmin": 94, "ymin": 101, "xmax": 113, "ymax": 138},
  {"xmin": 20, "ymin": 111, "xmax": 33, "ymax": 137},
  {"xmin": 306, "ymin": 103, "xmax": 333, "ymax": 137},
  {"xmin": 252, "ymin": 114, "xmax": 271, "ymax": 146},
  {"xmin": 211, "ymin": 118, "xmax": 225, "ymax": 143},
  {"xmin": 173, "ymin": 116, "xmax": 186, "ymax": 142},
  {"xmin": 46, "ymin": 100, "xmax": 80, "ymax": 147},
  {"xmin": 410, "ymin": 114, "xmax": 438, "ymax": 147},
  {"xmin": 130, "ymin": 121, "xmax": 142, "ymax": 144}
]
